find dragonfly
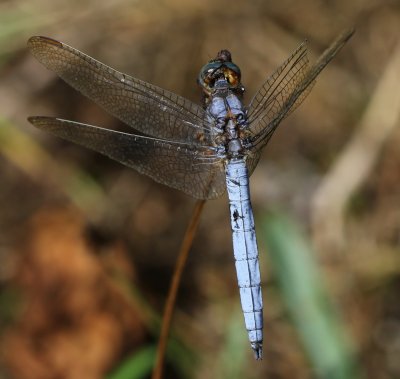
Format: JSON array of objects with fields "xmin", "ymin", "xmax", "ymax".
[{"xmin": 27, "ymin": 29, "xmax": 353, "ymax": 360}]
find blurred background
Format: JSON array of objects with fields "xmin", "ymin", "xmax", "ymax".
[{"xmin": 0, "ymin": 0, "xmax": 400, "ymax": 378}]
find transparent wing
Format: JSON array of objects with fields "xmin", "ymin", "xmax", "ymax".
[
  {"xmin": 28, "ymin": 117, "xmax": 226, "ymax": 199},
  {"xmin": 27, "ymin": 36, "xmax": 213, "ymax": 145},
  {"xmin": 246, "ymin": 40, "xmax": 311, "ymax": 137},
  {"xmin": 248, "ymin": 28, "xmax": 354, "ymax": 152},
  {"xmin": 249, "ymin": 81, "xmax": 315, "ymax": 150},
  {"xmin": 245, "ymin": 150, "xmax": 262, "ymax": 176}
]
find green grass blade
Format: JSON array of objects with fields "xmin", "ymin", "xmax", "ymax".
[
  {"xmin": 107, "ymin": 345, "xmax": 156, "ymax": 379},
  {"xmin": 216, "ymin": 305, "xmax": 249, "ymax": 379},
  {"xmin": 261, "ymin": 212, "xmax": 362, "ymax": 379}
]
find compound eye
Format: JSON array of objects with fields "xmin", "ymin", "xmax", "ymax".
[
  {"xmin": 225, "ymin": 69, "xmax": 240, "ymax": 87},
  {"xmin": 203, "ymin": 68, "xmax": 215, "ymax": 84},
  {"xmin": 198, "ymin": 62, "xmax": 222, "ymax": 89},
  {"xmin": 224, "ymin": 62, "xmax": 241, "ymax": 86}
]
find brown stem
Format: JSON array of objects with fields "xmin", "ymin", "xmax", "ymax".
[{"xmin": 151, "ymin": 199, "xmax": 206, "ymax": 379}]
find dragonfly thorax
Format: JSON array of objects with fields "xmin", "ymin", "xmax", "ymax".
[{"xmin": 206, "ymin": 80, "xmax": 248, "ymax": 157}]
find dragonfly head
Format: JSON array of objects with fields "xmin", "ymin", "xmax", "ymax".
[{"xmin": 198, "ymin": 49, "xmax": 245, "ymax": 106}]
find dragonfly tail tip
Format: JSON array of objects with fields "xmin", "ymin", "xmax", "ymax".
[{"xmin": 251, "ymin": 342, "xmax": 263, "ymax": 360}]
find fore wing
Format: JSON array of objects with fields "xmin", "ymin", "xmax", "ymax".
[
  {"xmin": 28, "ymin": 36, "xmax": 213, "ymax": 145},
  {"xmin": 247, "ymin": 40, "xmax": 311, "ymax": 138},
  {"xmin": 247, "ymin": 28, "xmax": 354, "ymax": 152}
]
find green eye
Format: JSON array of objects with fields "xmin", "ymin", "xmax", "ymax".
[
  {"xmin": 224, "ymin": 62, "xmax": 241, "ymax": 78},
  {"xmin": 225, "ymin": 68, "xmax": 240, "ymax": 86},
  {"xmin": 198, "ymin": 60, "xmax": 242, "ymax": 91}
]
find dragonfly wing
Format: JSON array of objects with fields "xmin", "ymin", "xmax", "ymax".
[
  {"xmin": 250, "ymin": 81, "xmax": 315, "ymax": 151},
  {"xmin": 27, "ymin": 36, "xmax": 213, "ymax": 145},
  {"xmin": 247, "ymin": 28, "xmax": 354, "ymax": 152},
  {"xmin": 246, "ymin": 40, "xmax": 310, "ymax": 138},
  {"xmin": 28, "ymin": 117, "xmax": 226, "ymax": 199},
  {"xmin": 245, "ymin": 150, "xmax": 262, "ymax": 176}
]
